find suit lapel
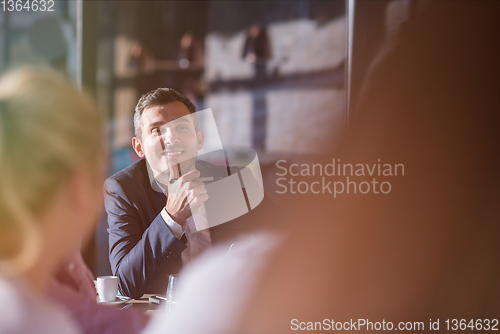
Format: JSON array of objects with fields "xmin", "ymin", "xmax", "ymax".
[
  {"xmin": 138, "ymin": 158, "xmax": 245, "ymax": 245},
  {"xmin": 139, "ymin": 159, "xmax": 167, "ymax": 215}
]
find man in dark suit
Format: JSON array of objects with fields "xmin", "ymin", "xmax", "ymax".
[{"xmin": 104, "ymin": 88, "xmax": 270, "ymax": 298}]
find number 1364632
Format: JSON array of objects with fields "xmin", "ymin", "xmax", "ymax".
[{"xmin": 2, "ymin": 0, "xmax": 54, "ymax": 12}]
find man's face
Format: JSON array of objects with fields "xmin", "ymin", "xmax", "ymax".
[{"xmin": 133, "ymin": 101, "xmax": 204, "ymax": 176}]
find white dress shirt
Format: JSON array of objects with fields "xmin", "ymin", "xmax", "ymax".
[{"xmin": 157, "ymin": 181, "xmax": 212, "ymax": 265}]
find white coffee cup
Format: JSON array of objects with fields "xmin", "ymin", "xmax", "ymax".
[{"xmin": 96, "ymin": 276, "xmax": 118, "ymax": 302}]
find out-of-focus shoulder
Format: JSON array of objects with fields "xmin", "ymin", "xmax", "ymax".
[{"xmin": 0, "ymin": 276, "xmax": 81, "ymax": 334}]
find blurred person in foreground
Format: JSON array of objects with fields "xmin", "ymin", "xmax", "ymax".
[
  {"xmin": 0, "ymin": 68, "xmax": 147, "ymax": 334},
  {"xmin": 0, "ymin": 68, "xmax": 101, "ymax": 333},
  {"xmin": 143, "ymin": 2, "xmax": 500, "ymax": 333}
]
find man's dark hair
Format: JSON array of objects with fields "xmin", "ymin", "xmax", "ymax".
[{"xmin": 134, "ymin": 88, "xmax": 197, "ymax": 138}]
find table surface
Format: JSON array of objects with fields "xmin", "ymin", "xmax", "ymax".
[{"xmin": 120, "ymin": 294, "xmax": 164, "ymax": 316}]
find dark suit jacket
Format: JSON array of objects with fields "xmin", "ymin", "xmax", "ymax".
[{"xmin": 104, "ymin": 158, "xmax": 272, "ymax": 298}]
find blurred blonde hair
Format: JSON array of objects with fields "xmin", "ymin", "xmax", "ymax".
[{"xmin": 0, "ymin": 67, "xmax": 102, "ymax": 274}]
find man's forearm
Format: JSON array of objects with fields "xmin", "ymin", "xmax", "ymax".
[{"xmin": 109, "ymin": 213, "xmax": 187, "ymax": 298}]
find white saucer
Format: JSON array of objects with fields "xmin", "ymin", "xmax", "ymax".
[{"xmin": 97, "ymin": 295, "xmax": 131, "ymax": 305}]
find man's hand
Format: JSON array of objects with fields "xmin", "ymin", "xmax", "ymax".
[{"xmin": 165, "ymin": 163, "xmax": 209, "ymax": 226}]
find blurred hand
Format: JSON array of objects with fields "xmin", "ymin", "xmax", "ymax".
[
  {"xmin": 165, "ymin": 163, "xmax": 208, "ymax": 226},
  {"xmin": 53, "ymin": 251, "xmax": 96, "ymax": 299}
]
